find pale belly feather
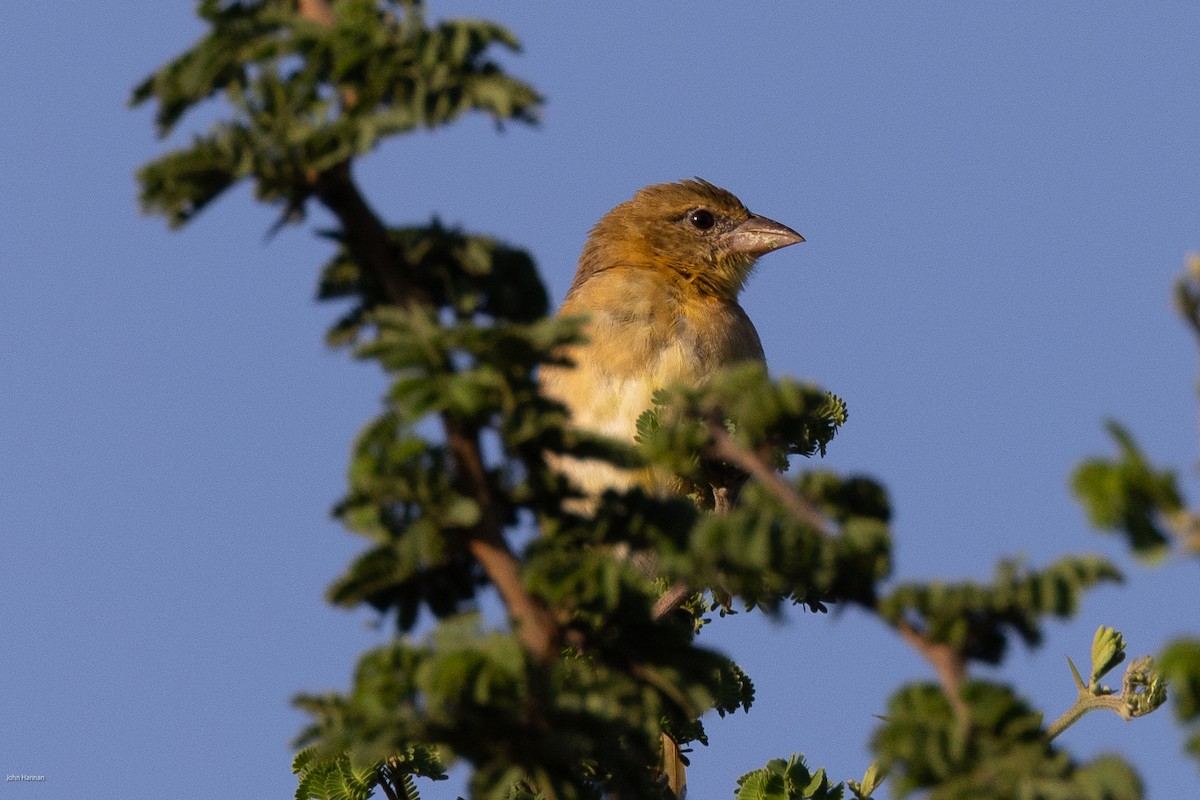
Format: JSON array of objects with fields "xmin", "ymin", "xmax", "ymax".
[{"xmin": 540, "ymin": 268, "xmax": 764, "ymax": 499}]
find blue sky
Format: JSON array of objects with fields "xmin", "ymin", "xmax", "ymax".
[{"xmin": 3, "ymin": 3, "xmax": 1199, "ymax": 798}]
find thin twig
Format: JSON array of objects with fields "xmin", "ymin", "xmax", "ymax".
[
  {"xmin": 705, "ymin": 422, "xmax": 831, "ymax": 536},
  {"xmin": 705, "ymin": 395, "xmax": 977, "ymax": 737},
  {"xmin": 897, "ymin": 620, "xmax": 970, "ymax": 727},
  {"xmin": 649, "ymin": 427, "xmax": 754, "ymax": 621}
]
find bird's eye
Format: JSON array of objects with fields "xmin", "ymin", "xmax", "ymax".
[{"xmin": 688, "ymin": 209, "xmax": 716, "ymax": 230}]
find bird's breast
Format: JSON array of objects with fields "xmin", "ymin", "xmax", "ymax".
[{"xmin": 543, "ymin": 267, "xmax": 765, "ymax": 442}]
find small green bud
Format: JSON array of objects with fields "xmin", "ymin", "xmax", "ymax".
[
  {"xmin": 1090, "ymin": 625, "xmax": 1126, "ymax": 689},
  {"xmin": 846, "ymin": 761, "xmax": 886, "ymax": 798},
  {"xmin": 1121, "ymin": 655, "xmax": 1168, "ymax": 719}
]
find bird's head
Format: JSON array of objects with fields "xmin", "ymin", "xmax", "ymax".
[{"xmin": 575, "ymin": 178, "xmax": 804, "ymax": 300}]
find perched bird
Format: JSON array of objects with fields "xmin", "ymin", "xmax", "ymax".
[
  {"xmin": 540, "ymin": 178, "xmax": 804, "ymax": 502},
  {"xmin": 540, "ymin": 178, "xmax": 803, "ymax": 799}
]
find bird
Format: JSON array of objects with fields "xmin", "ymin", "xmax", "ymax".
[
  {"xmin": 539, "ymin": 178, "xmax": 803, "ymax": 799},
  {"xmin": 540, "ymin": 178, "xmax": 804, "ymax": 504}
]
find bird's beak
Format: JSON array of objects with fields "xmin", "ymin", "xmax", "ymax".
[{"xmin": 724, "ymin": 214, "xmax": 805, "ymax": 256}]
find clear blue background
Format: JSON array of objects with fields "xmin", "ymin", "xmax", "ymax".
[{"xmin": 3, "ymin": 3, "xmax": 1198, "ymax": 798}]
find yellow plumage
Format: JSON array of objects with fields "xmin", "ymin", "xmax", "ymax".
[
  {"xmin": 540, "ymin": 178, "xmax": 803, "ymax": 799},
  {"xmin": 541, "ymin": 178, "xmax": 803, "ymax": 498}
]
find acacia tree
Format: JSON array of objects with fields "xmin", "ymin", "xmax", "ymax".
[{"xmin": 133, "ymin": 3, "xmax": 1178, "ymax": 798}]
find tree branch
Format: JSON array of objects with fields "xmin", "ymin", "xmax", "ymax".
[
  {"xmin": 649, "ymin": 422, "xmax": 779, "ymax": 622},
  {"xmin": 444, "ymin": 415, "xmax": 560, "ymax": 663},
  {"xmin": 705, "ymin": 421, "xmax": 832, "ymax": 537},
  {"xmin": 651, "ymin": 584, "xmax": 692, "ymax": 622},
  {"xmin": 297, "ymin": 0, "xmax": 335, "ymax": 26},
  {"xmin": 296, "ymin": 0, "xmax": 560, "ymax": 663},
  {"xmin": 897, "ymin": 620, "xmax": 971, "ymax": 727},
  {"xmin": 312, "ymin": 164, "xmax": 431, "ymax": 308},
  {"xmin": 377, "ymin": 770, "xmax": 400, "ymax": 800},
  {"xmin": 703, "ymin": 418, "xmax": 976, "ymax": 731},
  {"xmin": 651, "ymin": 419, "xmax": 834, "ymax": 623}
]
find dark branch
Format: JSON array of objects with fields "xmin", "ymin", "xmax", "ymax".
[
  {"xmin": 897, "ymin": 620, "xmax": 970, "ymax": 728},
  {"xmin": 444, "ymin": 415, "xmax": 560, "ymax": 662},
  {"xmin": 705, "ymin": 421, "xmax": 832, "ymax": 536},
  {"xmin": 312, "ymin": 164, "xmax": 431, "ymax": 308},
  {"xmin": 297, "ymin": 0, "xmax": 560, "ymax": 663}
]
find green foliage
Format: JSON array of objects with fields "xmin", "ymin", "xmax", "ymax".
[
  {"xmin": 1071, "ymin": 252, "xmax": 1200, "ymax": 778},
  {"xmin": 799, "ymin": 471, "xmax": 891, "ymax": 526},
  {"xmin": 135, "ymin": 3, "xmax": 1171, "ymax": 798},
  {"xmin": 873, "ymin": 682, "xmax": 1142, "ymax": 800},
  {"xmin": 1071, "ymin": 421, "xmax": 1185, "ymax": 562},
  {"xmin": 293, "ymin": 748, "xmax": 379, "ymax": 800},
  {"xmin": 1068, "ymin": 253, "xmax": 1200, "ymax": 774},
  {"xmin": 294, "ymin": 614, "xmax": 712, "ymax": 799},
  {"xmin": 681, "ymin": 477, "xmax": 891, "ymax": 612},
  {"xmin": 734, "ymin": 755, "xmax": 853, "ymax": 800},
  {"xmin": 1160, "ymin": 638, "xmax": 1200, "ymax": 763},
  {"xmin": 732, "ymin": 756, "xmax": 886, "ymax": 800},
  {"xmin": 319, "ymin": 220, "xmax": 549, "ymax": 347},
  {"xmin": 845, "ymin": 762, "xmax": 887, "ymax": 800},
  {"xmin": 294, "ymin": 745, "xmax": 448, "ymax": 800},
  {"xmin": 326, "ymin": 306, "xmax": 590, "ymax": 627},
  {"xmin": 636, "ymin": 363, "xmax": 847, "ymax": 471},
  {"xmin": 132, "ymin": 0, "xmax": 540, "ymax": 226},
  {"xmin": 313, "ymin": 287, "xmax": 892, "ymax": 796},
  {"xmin": 1118, "ymin": 655, "xmax": 1168, "ymax": 719},
  {"xmin": 877, "ymin": 556, "xmax": 1122, "ymax": 665}
]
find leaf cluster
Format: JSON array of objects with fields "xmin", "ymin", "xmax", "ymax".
[
  {"xmin": 132, "ymin": 0, "xmax": 540, "ymax": 226},
  {"xmin": 326, "ymin": 302, "xmax": 589, "ymax": 627},
  {"xmin": 319, "ymin": 220, "xmax": 549, "ymax": 347},
  {"xmin": 294, "ymin": 744, "xmax": 448, "ymax": 800},
  {"xmin": 1071, "ymin": 377, "xmax": 1200, "ymax": 772},
  {"xmin": 635, "ymin": 363, "xmax": 847, "ymax": 480},
  {"xmin": 1062, "ymin": 250, "xmax": 1200, "ymax": 779},
  {"xmin": 294, "ymin": 614, "xmax": 738, "ymax": 799},
  {"xmin": 873, "ymin": 681, "xmax": 1142, "ymax": 800},
  {"xmin": 734, "ymin": 754, "xmax": 861, "ymax": 800},
  {"xmin": 1071, "ymin": 421, "xmax": 1187, "ymax": 561},
  {"xmin": 1047, "ymin": 626, "xmax": 1167, "ymax": 741},
  {"xmin": 676, "ymin": 476, "xmax": 891, "ymax": 613},
  {"xmin": 877, "ymin": 556, "xmax": 1123, "ymax": 665},
  {"xmin": 1160, "ymin": 638, "xmax": 1200, "ymax": 764}
]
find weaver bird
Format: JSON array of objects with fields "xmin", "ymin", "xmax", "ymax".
[{"xmin": 541, "ymin": 178, "xmax": 804, "ymax": 503}]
